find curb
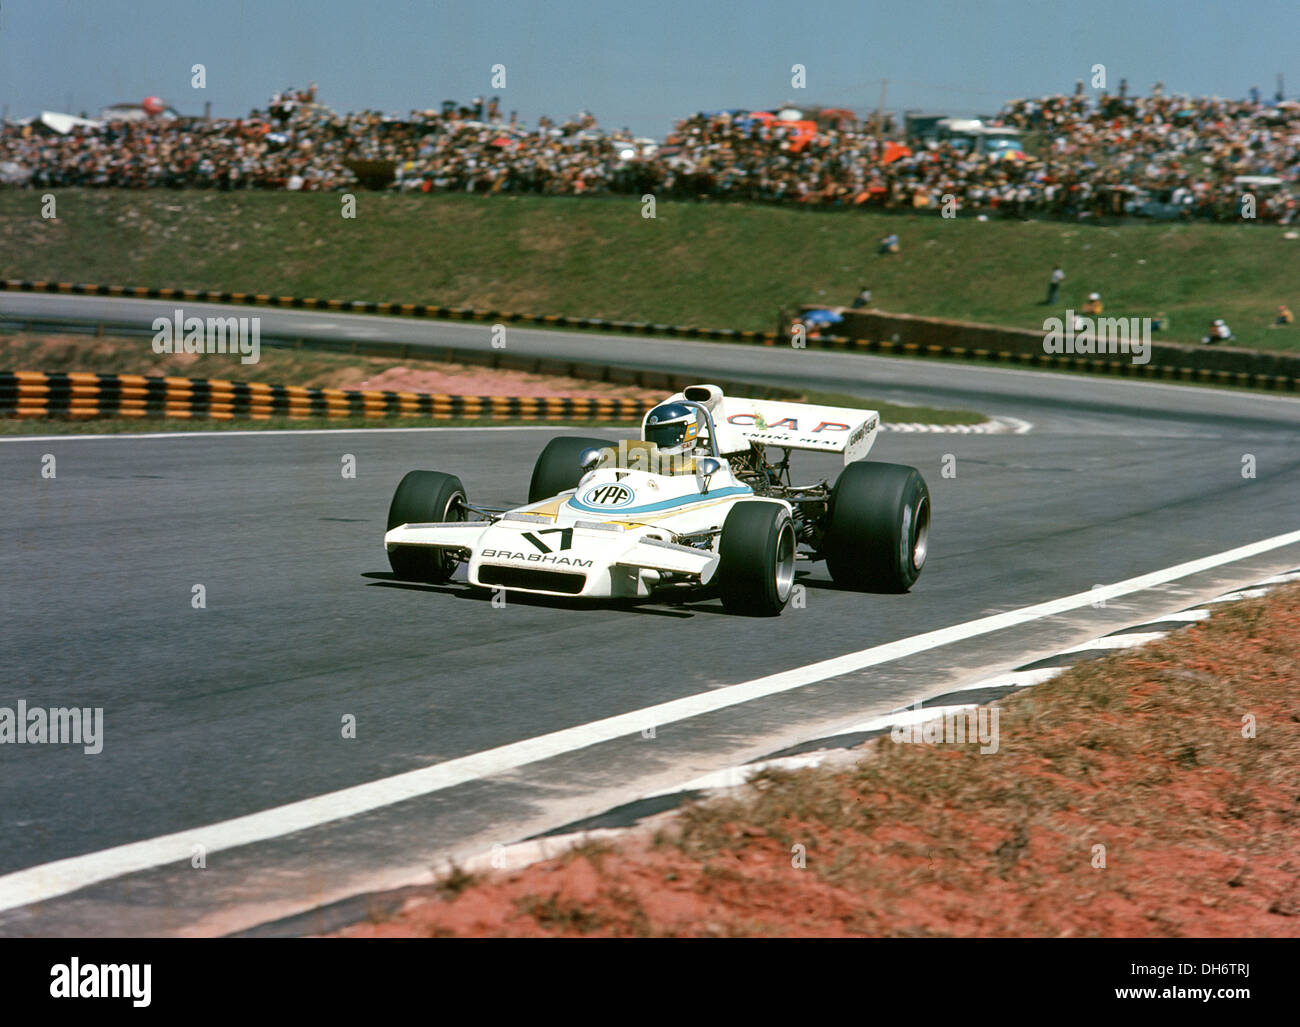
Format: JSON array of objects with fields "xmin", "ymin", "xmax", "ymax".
[
  {"xmin": 882, "ymin": 415, "xmax": 1032, "ymax": 434},
  {"xmin": 0, "ymin": 371, "xmax": 654, "ymax": 422},
  {"xmin": 5, "ymin": 279, "xmax": 1295, "ymax": 391}
]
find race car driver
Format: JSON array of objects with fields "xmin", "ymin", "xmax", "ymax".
[{"xmin": 642, "ymin": 401, "xmax": 706, "ymax": 472}]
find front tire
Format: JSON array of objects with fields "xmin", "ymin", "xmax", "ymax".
[
  {"xmin": 823, "ymin": 462, "xmax": 929, "ymax": 592},
  {"xmin": 717, "ymin": 501, "xmax": 797, "ymax": 615},
  {"xmin": 386, "ymin": 470, "xmax": 466, "ymax": 583},
  {"xmin": 528, "ymin": 436, "xmax": 614, "ymax": 503}
]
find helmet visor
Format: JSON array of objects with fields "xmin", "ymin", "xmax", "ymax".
[{"xmin": 645, "ymin": 419, "xmax": 692, "ymax": 450}]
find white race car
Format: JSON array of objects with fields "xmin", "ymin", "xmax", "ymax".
[{"xmin": 383, "ymin": 384, "xmax": 930, "ymax": 615}]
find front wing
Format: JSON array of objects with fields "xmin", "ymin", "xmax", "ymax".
[{"xmin": 384, "ymin": 518, "xmax": 718, "ymax": 598}]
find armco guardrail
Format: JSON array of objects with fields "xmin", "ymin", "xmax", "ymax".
[
  {"xmin": 0, "ymin": 279, "xmax": 779, "ymax": 343},
  {"xmin": 0, "ymin": 371, "xmax": 655, "ymax": 422},
  {"xmin": 4, "ymin": 277, "xmax": 1295, "ymax": 391}
]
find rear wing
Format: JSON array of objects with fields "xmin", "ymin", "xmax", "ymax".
[{"xmin": 714, "ymin": 396, "xmax": 879, "ymax": 464}]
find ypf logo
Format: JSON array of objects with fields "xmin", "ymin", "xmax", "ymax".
[{"xmin": 582, "ymin": 483, "xmax": 635, "ymax": 508}]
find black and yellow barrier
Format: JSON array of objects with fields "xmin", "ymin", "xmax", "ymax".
[{"xmin": 0, "ymin": 371, "xmax": 655, "ymax": 423}]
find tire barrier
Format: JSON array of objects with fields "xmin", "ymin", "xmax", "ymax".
[{"xmin": 0, "ymin": 371, "xmax": 656, "ymax": 423}]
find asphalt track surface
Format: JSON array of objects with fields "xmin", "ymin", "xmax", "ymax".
[{"xmin": 2, "ymin": 293, "xmax": 1299, "ymax": 935}]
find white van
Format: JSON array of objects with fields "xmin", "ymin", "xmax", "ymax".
[{"xmin": 934, "ymin": 118, "xmax": 1025, "ymax": 158}]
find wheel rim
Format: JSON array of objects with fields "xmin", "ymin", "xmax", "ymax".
[
  {"xmin": 440, "ymin": 491, "xmax": 466, "ymax": 574},
  {"xmin": 774, "ymin": 521, "xmax": 796, "ymax": 601},
  {"xmin": 910, "ymin": 495, "xmax": 930, "ymax": 571}
]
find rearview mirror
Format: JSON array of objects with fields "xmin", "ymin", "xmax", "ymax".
[
  {"xmin": 696, "ymin": 457, "xmax": 722, "ymax": 492},
  {"xmin": 578, "ymin": 447, "xmax": 604, "ymax": 472}
]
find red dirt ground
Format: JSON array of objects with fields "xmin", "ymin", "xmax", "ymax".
[
  {"xmin": 338, "ymin": 363, "xmax": 660, "ymax": 401},
  {"xmin": 334, "ymin": 582, "xmax": 1300, "ymax": 938},
  {"xmin": 1, "ymin": 332, "xmax": 662, "ymax": 402}
]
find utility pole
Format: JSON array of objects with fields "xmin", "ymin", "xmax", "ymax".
[{"xmin": 875, "ymin": 78, "xmax": 888, "ymax": 145}]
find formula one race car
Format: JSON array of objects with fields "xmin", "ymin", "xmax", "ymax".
[{"xmin": 383, "ymin": 384, "xmax": 929, "ymax": 615}]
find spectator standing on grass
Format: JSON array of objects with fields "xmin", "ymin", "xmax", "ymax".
[
  {"xmin": 851, "ymin": 285, "xmax": 873, "ymax": 308},
  {"xmin": 1044, "ymin": 265, "xmax": 1064, "ymax": 304}
]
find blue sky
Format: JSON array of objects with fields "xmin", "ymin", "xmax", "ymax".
[{"xmin": 3, "ymin": 0, "xmax": 1297, "ymax": 136}]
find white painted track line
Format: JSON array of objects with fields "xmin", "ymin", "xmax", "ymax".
[
  {"xmin": 952, "ymin": 667, "xmax": 1064, "ymax": 691},
  {"xmin": 647, "ymin": 753, "xmax": 833, "ymax": 797},
  {"xmin": 839, "ymin": 703, "xmax": 980, "ymax": 737},
  {"xmin": 1059, "ymin": 632, "xmax": 1171, "ymax": 653},
  {"xmin": 1256, "ymin": 572, "xmax": 1300, "ymax": 586},
  {"xmin": 1144, "ymin": 609, "xmax": 1213, "ymax": 623},
  {"xmin": 1, "ymin": 527, "xmax": 1298, "ymax": 913},
  {"xmin": 1202, "ymin": 588, "xmax": 1272, "ymax": 603}
]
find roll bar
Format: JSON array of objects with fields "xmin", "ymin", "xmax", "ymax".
[{"xmin": 642, "ymin": 399, "xmax": 721, "ymax": 458}]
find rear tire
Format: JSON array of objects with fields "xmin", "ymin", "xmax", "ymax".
[
  {"xmin": 386, "ymin": 471, "xmax": 466, "ymax": 583},
  {"xmin": 528, "ymin": 436, "xmax": 614, "ymax": 503},
  {"xmin": 823, "ymin": 461, "xmax": 930, "ymax": 592},
  {"xmin": 717, "ymin": 501, "xmax": 797, "ymax": 615}
]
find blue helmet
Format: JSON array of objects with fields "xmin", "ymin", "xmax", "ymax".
[{"xmin": 643, "ymin": 402, "xmax": 701, "ymax": 456}]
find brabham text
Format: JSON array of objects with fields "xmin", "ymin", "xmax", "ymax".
[{"xmin": 481, "ymin": 549, "xmax": 594, "ymax": 567}]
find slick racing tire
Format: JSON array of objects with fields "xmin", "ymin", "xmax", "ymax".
[
  {"xmin": 528, "ymin": 436, "xmax": 615, "ymax": 503},
  {"xmin": 717, "ymin": 500, "xmax": 798, "ymax": 616},
  {"xmin": 823, "ymin": 461, "xmax": 930, "ymax": 593},
  {"xmin": 386, "ymin": 470, "xmax": 467, "ymax": 583}
]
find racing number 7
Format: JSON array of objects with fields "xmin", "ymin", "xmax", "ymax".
[{"xmin": 522, "ymin": 527, "xmax": 574, "ymax": 554}]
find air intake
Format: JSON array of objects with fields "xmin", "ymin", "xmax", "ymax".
[{"xmin": 478, "ymin": 566, "xmax": 587, "ymax": 594}]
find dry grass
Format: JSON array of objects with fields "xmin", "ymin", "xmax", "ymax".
[{"xmin": 3, "ymin": 190, "xmax": 1296, "ymax": 352}]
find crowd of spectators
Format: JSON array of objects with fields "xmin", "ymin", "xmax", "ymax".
[
  {"xmin": 653, "ymin": 88, "xmax": 1298, "ymax": 223},
  {"xmin": 0, "ymin": 89, "xmax": 632, "ymax": 195},
  {"xmin": 991, "ymin": 86, "xmax": 1299, "ymax": 222},
  {"xmin": 2, "ymin": 84, "xmax": 1297, "ymax": 223}
]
